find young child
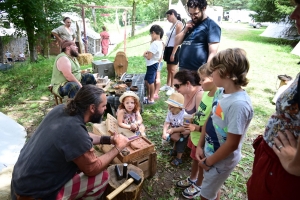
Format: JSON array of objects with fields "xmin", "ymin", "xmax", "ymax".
[
  {"xmin": 176, "ymin": 64, "xmax": 218, "ymax": 199},
  {"xmin": 162, "ymin": 92, "xmax": 190, "ymax": 166},
  {"xmin": 117, "ymin": 91, "xmax": 146, "ymax": 136},
  {"xmin": 143, "ymin": 24, "xmax": 164, "ymax": 104},
  {"xmin": 196, "ymin": 48, "xmax": 253, "ymax": 200},
  {"xmin": 154, "ymin": 30, "xmax": 165, "ymax": 100}
]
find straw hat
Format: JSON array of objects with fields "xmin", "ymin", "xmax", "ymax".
[
  {"xmin": 165, "ymin": 92, "xmax": 184, "ymax": 108},
  {"xmin": 119, "ymin": 91, "xmax": 140, "ymax": 103}
]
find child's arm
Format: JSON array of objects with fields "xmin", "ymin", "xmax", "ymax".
[
  {"xmin": 143, "ymin": 51, "xmax": 153, "ymax": 60},
  {"xmin": 199, "ymin": 132, "xmax": 242, "ymax": 171},
  {"xmin": 167, "ymin": 126, "xmax": 185, "ymax": 134},
  {"xmin": 195, "ymin": 115, "xmax": 210, "ymax": 161},
  {"xmin": 135, "ymin": 111, "xmax": 143, "ymax": 125},
  {"xmin": 162, "ymin": 122, "xmax": 170, "ymax": 139},
  {"xmin": 117, "ymin": 109, "xmax": 131, "ymax": 130}
]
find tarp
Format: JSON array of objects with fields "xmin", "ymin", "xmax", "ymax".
[{"xmin": 0, "ymin": 112, "xmax": 26, "ymax": 172}]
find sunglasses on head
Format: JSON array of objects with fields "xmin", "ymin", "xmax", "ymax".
[{"xmin": 174, "ymin": 83, "xmax": 184, "ymax": 89}]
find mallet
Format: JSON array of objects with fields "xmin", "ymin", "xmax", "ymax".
[{"xmin": 106, "ymin": 171, "xmax": 142, "ymax": 200}]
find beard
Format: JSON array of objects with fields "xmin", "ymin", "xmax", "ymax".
[
  {"xmin": 192, "ymin": 10, "xmax": 205, "ymax": 25},
  {"xmin": 70, "ymin": 48, "xmax": 79, "ymax": 57},
  {"xmin": 90, "ymin": 109, "xmax": 103, "ymax": 123}
]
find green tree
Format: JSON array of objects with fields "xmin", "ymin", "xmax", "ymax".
[
  {"xmin": 249, "ymin": 0, "xmax": 294, "ymax": 22},
  {"xmin": 0, "ymin": 0, "xmax": 66, "ymax": 62},
  {"xmin": 208, "ymin": 0, "xmax": 251, "ymax": 10}
]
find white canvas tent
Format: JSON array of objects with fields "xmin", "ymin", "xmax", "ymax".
[
  {"xmin": 260, "ymin": 22, "xmax": 300, "ymax": 56},
  {"xmin": 169, "ymin": 0, "xmax": 189, "ymax": 21}
]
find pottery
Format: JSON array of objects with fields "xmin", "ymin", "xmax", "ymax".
[{"xmin": 125, "ymin": 79, "xmax": 132, "ymax": 87}]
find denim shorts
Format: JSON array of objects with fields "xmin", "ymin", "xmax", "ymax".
[
  {"xmin": 157, "ymin": 62, "xmax": 163, "ymax": 72},
  {"xmin": 144, "ymin": 62, "xmax": 158, "ymax": 84}
]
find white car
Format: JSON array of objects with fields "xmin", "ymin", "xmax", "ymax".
[{"xmin": 249, "ymin": 20, "xmax": 270, "ymax": 28}]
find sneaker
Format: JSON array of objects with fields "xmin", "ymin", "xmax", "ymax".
[
  {"xmin": 176, "ymin": 177, "xmax": 197, "ymax": 188},
  {"xmin": 166, "ymin": 87, "xmax": 175, "ymax": 96},
  {"xmin": 182, "ymin": 183, "xmax": 201, "ymax": 199},
  {"xmin": 160, "ymin": 84, "xmax": 170, "ymax": 91}
]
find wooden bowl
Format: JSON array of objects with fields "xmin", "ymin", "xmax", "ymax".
[{"xmin": 130, "ymin": 86, "xmax": 138, "ymax": 91}]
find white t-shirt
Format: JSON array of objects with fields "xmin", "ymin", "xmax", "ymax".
[
  {"xmin": 165, "ymin": 109, "xmax": 186, "ymax": 127},
  {"xmin": 145, "ymin": 40, "xmax": 163, "ymax": 66},
  {"xmin": 19, "ymin": 53, "xmax": 25, "ymax": 58}
]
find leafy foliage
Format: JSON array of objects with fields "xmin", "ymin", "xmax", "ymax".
[
  {"xmin": 249, "ymin": 0, "xmax": 294, "ymax": 22},
  {"xmin": 208, "ymin": 0, "xmax": 251, "ymax": 10}
]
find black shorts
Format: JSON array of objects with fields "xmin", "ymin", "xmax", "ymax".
[
  {"xmin": 7, "ymin": 58, "xmax": 13, "ymax": 62},
  {"xmin": 163, "ymin": 46, "xmax": 180, "ymax": 65}
]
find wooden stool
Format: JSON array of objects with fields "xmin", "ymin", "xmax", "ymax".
[
  {"xmin": 48, "ymin": 85, "xmax": 63, "ymax": 105},
  {"xmin": 105, "ymin": 164, "xmax": 144, "ymax": 200}
]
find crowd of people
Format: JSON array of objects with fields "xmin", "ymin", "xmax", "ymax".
[{"xmin": 10, "ymin": 0, "xmax": 300, "ymax": 199}]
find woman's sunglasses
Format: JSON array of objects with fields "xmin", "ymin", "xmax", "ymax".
[{"xmin": 174, "ymin": 83, "xmax": 184, "ymax": 89}]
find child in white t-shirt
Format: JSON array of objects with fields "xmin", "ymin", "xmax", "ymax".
[
  {"xmin": 143, "ymin": 25, "xmax": 163, "ymax": 104},
  {"xmin": 162, "ymin": 92, "xmax": 190, "ymax": 166}
]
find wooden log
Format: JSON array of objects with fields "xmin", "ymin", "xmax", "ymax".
[{"xmin": 106, "ymin": 164, "xmax": 144, "ymax": 200}]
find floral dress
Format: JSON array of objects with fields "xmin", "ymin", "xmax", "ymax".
[{"xmin": 264, "ymin": 73, "xmax": 300, "ymax": 147}]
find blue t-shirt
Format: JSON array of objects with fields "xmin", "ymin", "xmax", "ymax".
[
  {"xmin": 11, "ymin": 104, "xmax": 93, "ymax": 199},
  {"xmin": 179, "ymin": 17, "xmax": 221, "ymax": 71}
]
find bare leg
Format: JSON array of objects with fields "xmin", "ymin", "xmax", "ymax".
[
  {"xmin": 196, "ymin": 165, "xmax": 203, "ymax": 186},
  {"xmin": 144, "ymin": 80, "xmax": 150, "ymax": 99},
  {"xmin": 149, "ymin": 83, "xmax": 155, "ymax": 102},
  {"xmin": 154, "ymin": 71, "xmax": 160, "ymax": 97},
  {"xmin": 190, "ymin": 160, "xmax": 199, "ymax": 181},
  {"xmin": 167, "ymin": 64, "xmax": 178, "ymax": 87}
]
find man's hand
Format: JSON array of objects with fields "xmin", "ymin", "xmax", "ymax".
[
  {"xmin": 112, "ymin": 133, "xmax": 130, "ymax": 150},
  {"xmin": 184, "ymin": 20, "xmax": 195, "ymax": 33}
]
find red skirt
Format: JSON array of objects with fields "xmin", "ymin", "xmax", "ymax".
[{"xmin": 247, "ymin": 135, "xmax": 300, "ymax": 200}]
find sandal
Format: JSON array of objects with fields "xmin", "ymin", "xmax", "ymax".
[
  {"xmin": 171, "ymin": 158, "xmax": 182, "ymax": 166},
  {"xmin": 169, "ymin": 149, "xmax": 177, "ymax": 157},
  {"xmin": 176, "ymin": 177, "xmax": 197, "ymax": 188},
  {"xmin": 143, "ymin": 97, "xmax": 148, "ymax": 104}
]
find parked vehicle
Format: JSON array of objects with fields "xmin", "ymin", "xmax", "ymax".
[
  {"xmin": 226, "ymin": 10, "xmax": 256, "ymax": 23},
  {"xmin": 249, "ymin": 20, "xmax": 270, "ymax": 28}
]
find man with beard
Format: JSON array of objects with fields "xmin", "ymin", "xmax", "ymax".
[
  {"xmin": 175, "ymin": 0, "xmax": 221, "ymax": 72},
  {"xmin": 11, "ymin": 85, "xmax": 130, "ymax": 200},
  {"xmin": 50, "ymin": 40, "xmax": 96, "ymax": 99}
]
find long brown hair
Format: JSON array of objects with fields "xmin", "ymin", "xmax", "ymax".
[{"xmin": 65, "ymin": 85, "xmax": 104, "ymax": 116}]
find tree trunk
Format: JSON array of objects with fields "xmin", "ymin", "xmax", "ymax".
[
  {"xmin": 131, "ymin": 1, "xmax": 137, "ymax": 37},
  {"xmin": 27, "ymin": 30, "xmax": 38, "ymax": 62},
  {"xmin": 0, "ymin": 37, "xmax": 3, "ymax": 63}
]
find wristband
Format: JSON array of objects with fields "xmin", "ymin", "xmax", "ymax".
[
  {"xmin": 171, "ymin": 54, "xmax": 175, "ymax": 56},
  {"xmin": 115, "ymin": 146, "xmax": 121, "ymax": 154},
  {"xmin": 202, "ymin": 158, "xmax": 213, "ymax": 169},
  {"xmin": 99, "ymin": 136, "xmax": 111, "ymax": 144}
]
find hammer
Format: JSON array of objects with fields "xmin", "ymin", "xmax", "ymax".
[{"xmin": 106, "ymin": 171, "xmax": 142, "ymax": 200}]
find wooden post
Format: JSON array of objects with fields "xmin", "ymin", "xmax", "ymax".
[{"xmin": 81, "ymin": 6, "xmax": 88, "ymax": 53}]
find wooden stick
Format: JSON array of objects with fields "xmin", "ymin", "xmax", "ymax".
[{"xmin": 106, "ymin": 178, "xmax": 134, "ymax": 200}]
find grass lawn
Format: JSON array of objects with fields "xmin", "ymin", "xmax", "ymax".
[{"xmin": 0, "ymin": 21, "xmax": 299, "ymax": 199}]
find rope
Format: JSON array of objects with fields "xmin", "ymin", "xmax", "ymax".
[{"xmin": 115, "ymin": 41, "xmax": 151, "ymax": 49}]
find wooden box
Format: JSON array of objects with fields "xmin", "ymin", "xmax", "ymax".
[
  {"xmin": 131, "ymin": 152, "xmax": 157, "ymax": 178},
  {"xmin": 117, "ymin": 136, "xmax": 155, "ymax": 163}
]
